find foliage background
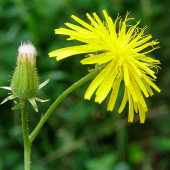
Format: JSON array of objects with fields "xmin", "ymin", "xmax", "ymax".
[{"xmin": 0, "ymin": 0, "xmax": 170, "ymax": 169}]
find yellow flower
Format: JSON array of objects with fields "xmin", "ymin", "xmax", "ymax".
[{"xmin": 49, "ymin": 10, "xmax": 161, "ymax": 123}]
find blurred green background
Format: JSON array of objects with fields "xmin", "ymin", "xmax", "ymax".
[{"xmin": 0, "ymin": 0, "xmax": 170, "ymax": 169}]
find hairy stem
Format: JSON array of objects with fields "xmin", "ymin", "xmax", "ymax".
[
  {"xmin": 20, "ymin": 99, "xmax": 31, "ymax": 170},
  {"xmin": 30, "ymin": 71, "xmax": 99, "ymax": 142}
]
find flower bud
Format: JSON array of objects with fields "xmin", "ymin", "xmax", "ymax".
[
  {"xmin": 11, "ymin": 43, "xmax": 39, "ymax": 99},
  {"xmin": 0, "ymin": 42, "xmax": 50, "ymax": 112}
]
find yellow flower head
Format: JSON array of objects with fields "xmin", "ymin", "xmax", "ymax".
[{"xmin": 49, "ymin": 10, "xmax": 161, "ymax": 123}]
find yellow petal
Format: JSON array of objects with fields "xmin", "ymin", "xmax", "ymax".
[
  {"xmin": 71, "ymin": 15, "xmax": 94, "ymax": 31},
  {"xmin": 133, "ymin": 35, "xmax": 152, "ymax": 48},
  {"xmin": 55, "ymin": 28, "xmax": 81, "ymax": 36},
  {"xmin": 86, "ymin": 13, "xmax": 99, "ymax": 28},
  {"xmin": 49, "ymin": 45, "xmax": 99, "ymax": 60},
  {"xmin": 87, "ymin": 13, "xmax": 111, "ymax": 44},
  {"xmin": 98, "ymin": 52, "xmax": 116, "ymax": 65},
  {"xmin": 121, "ymin": 21, "xmax": 140, "ymax": 48},
  {"xmin": 133, "ymin": 40, "xmax": 159, "ymax": 53},
  {"xmin": 134, "ymin": 59, "xmax": 156, "ymax": 78},
  {"xmin": 132, "ymin": 83, "xmax": 148, "ymax": 109},
  {"xmin": 138, "ymin": 103, "xmax": 146, "ymax": 123},
  {"xmin": 118, "ymin": 20, "xmax": 126, "ymax": 42},
  {"xmin": 95, "ymin": 72, "xmax": 116, "ymax": 103},
  {"xmin": 84, "ymin": 66, "xmax": 109, "ymax": 100},
  {"xmin": 128, "ymin": 92, "xmax": 134, "ymax": 122},
  {"xmin": 128, "ymin": 84, "xmax": 138, "ymax": 102},
  {"xmin": 133, "ymin": 101, "xmax": 138, "ymax": 113},
  {"xmin": 95, "ymin": 60, "xmax": 118, "ymax": 103},
  {"xmin": 55, "ymin": 28, "xmax": 96, "ymax": 43},
  {"xmin": 123, "ymin": 61, "xmax": 129, "ymax": 86},
  {"xmin": 126, "ymin": 27, "xmax": 148, "ymax": 49},
  {"xmin": 102, "ymin": 10, "xmax": 118, "ymax": 41},
  {"xmin": 143, "ymin": 81, "xmax": 154, "ymax": 96},
  {"xmin": 81, "ymin": 53, "xmax": 106, "ymax": 65},
  {"xmin": 142, "ymin": 74, "xmax": 161, "ymax": 92},
  {"xmin": 93, "ymin": 12, "xmax": 106, "ymax": 30},
  {"xmin": 128, "ymin": 61, "xmax": 149, "ymax": 97},
  {"xmin": 128, "ymin": 60, "xmax": 141, "ymax": 76},
  {"xmin": 135, "ymin": 54, "xmax": 160, "ymax": 64},
  {"xmin": 65, "ymin": 23, "xmax": 93, "ymax": 34},
  {"xmin": 118, "ymin": 87, "xmax": 128, "ymax": 113},
  {"xmin": 107, "ymin": 75, "xmax": 122, "ymax": 111}
]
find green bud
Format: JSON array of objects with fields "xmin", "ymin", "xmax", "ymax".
[
  {"xmin": 11, "ymin": 43, "xmax": 39, "ymax": 99},
  {"xmin": 0, "ymin": 42, "xmax": 51, "ymax": 112}
]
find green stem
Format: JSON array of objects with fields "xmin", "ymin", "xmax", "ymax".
[
  {"xmin": 30, "ymin": 71, "xmax": 99, "ymax": 142},
  {"xmin": 20, "ymin": 99, "xmax": 31, "ymax": 170}
]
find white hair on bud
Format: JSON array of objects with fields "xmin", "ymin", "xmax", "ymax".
[{"xmin": 18, "ymin": 42, "xmax": 37, "ymax": 56}]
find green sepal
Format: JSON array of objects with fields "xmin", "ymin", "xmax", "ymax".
[
  {"xmin": 28, "ymin": 97, "xmax": 38, "ymax": 112},
  {"xmin": 88, "ymin": 68, "xmax": 96, "ymax": 73},
  {"xmin": 0, "ymin": 86, "xmax": 11, "ymax": 90},
  {"xmin": 35, "ymin": 97, "xmax": 50, "ymax": 102},
  {"xmin": 0, "ymin": 94, "xmax": 19, "ymax": 105},
  {"xmin": 12, "ymin": 103, "xmax": 22, "ymax": 110},
  {"xmin": 39, "ymin": 76, "xmax": 51, "ymax": 89}
]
